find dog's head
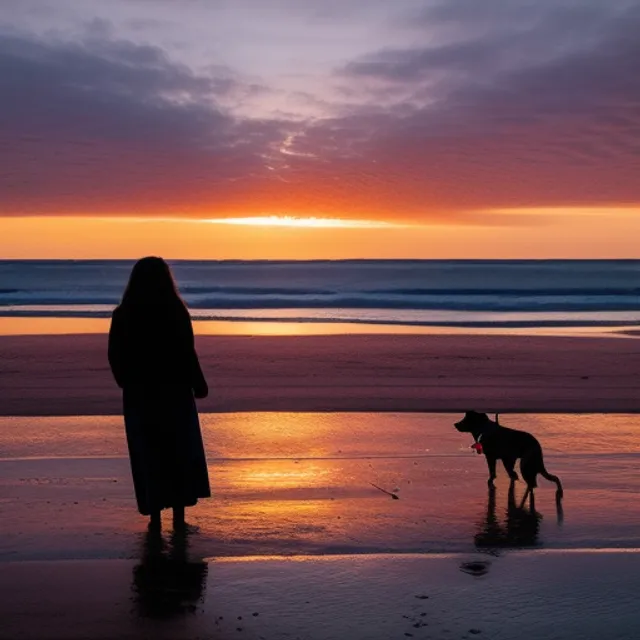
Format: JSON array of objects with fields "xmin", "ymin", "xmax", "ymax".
[{"xmin": 454, "ymin": 411, "xmax": 493, "ymax": 433}]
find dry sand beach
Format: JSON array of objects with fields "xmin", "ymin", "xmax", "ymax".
[{"xmin": 2, "ymin": 333, "xmax": 640, "ymax": 416}]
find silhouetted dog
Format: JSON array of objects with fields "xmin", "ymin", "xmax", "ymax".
[{"xmin": 455, "ymin": 411, "xmax": 563, "ymax": 501}]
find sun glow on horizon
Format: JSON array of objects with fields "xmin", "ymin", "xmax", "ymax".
[
  {"xmin": 204, "ymin": 216, "xmax": 408, "ymax": 228},
  {"xmin": 2, "ymin": 209, "xmax": 640, "ymax": 259}
]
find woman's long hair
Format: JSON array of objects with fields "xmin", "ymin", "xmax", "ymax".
[{"xmin": 119, "ymin": 257, "xmax": 186, "ymax": 311}]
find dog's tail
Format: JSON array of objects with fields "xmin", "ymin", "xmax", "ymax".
[{"xmin": 540, "ymin": 465, "xmax": 563, "ymax": 499}]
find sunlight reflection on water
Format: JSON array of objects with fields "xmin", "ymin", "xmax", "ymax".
[{"xmin": 1, "ymin": 412, "xmax": 640, "ymax": 560}]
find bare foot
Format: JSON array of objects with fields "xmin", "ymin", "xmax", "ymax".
[{"xmin": 173, "ymin": 521, "xmax": 200, "ymax": 535}]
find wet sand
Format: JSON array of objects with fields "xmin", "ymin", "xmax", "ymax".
[
  {"xmin": 2, "ymin": 552, "xmax": 639, "ymax": 640},
  {"xmin": 3, "ymin": 412, "xmax": 640, "ymax": 561},
  {"xmin": 2, "ymin": 333, "xmax": 640, "ymax": 415},
  {"xmin": 2, "ymin": 412, "xmax": 640, "ymax": 638}
]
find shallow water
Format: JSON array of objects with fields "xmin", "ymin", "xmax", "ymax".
[{"xmin": 1, "ymin": 413, "xmax": 639, "ymax": 561}]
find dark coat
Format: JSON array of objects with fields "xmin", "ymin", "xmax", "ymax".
[{"xmin": 108, "ymin": 303, "xmax": 211, "ymax": 515}]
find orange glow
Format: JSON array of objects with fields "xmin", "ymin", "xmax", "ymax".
[
  {"xmin": 230, "ymin": 460, "xmax": 333, "ymax": 491},
  {"xmin": 0, "ymin": 317, "xmax": 632, "ymax": 338},
  {"xmin": 0, "ymin": 210, "xmax": 639, "ymax": 259},
  {"xmin": 205, "ymin": 216, "xmax": 404, "ymax": 228}
]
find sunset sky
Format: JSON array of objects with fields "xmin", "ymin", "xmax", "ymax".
[{"xmin": 1, "ymin": 0, "xmax": 639, "ymax": 258}]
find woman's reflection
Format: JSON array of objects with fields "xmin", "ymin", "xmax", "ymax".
[{"xmin": 132, "ymin": 526, "xmax": 208, "ymax": 619}]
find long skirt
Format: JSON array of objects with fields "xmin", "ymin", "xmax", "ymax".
[{"xmin": 123, "ymin": 387, "xmax": 211, "ymax": 515}]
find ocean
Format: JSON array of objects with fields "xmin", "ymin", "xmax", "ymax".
[{"xmin": 1, "ymin": 259, "xmax": 639, "ymax": 329}]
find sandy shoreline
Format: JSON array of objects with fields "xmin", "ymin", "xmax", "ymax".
[
  {"xmin": 2, "ymin": 410, "xmax": 640, "ymax": 638},
  {"xmin": 2, "ymin": 553, "xmax": 639, "ymax": 640},
  {"xmin": 1, "ymin": 333, "xmax": 640, "ymax": 415}
]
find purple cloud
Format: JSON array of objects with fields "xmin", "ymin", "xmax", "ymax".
[{"xmin": 0, "ymin": 0, "xmax": 639, "ymax": 221}]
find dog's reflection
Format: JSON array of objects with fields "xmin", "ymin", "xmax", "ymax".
[
  {"xmin": 131, "ymin": 526, "xmax": 208, "ymax": 619},
  {"xmin": 474, "ymin": 483, "xmax": 549, "ymax": 549}
]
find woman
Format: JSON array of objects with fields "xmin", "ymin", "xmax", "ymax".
[{"xmin": 108, "ymin": 257, "xmax": 211, "ymax": 529}]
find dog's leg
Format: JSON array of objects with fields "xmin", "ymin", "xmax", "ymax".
[
  {"xmin": 507, "ymin": 481, "xmax": 516, "ymax": 510},
  {"xmin": 519, "ymin": 486, "xmax": 533, "ymax": 509},
  {"xmin": 486, "ymin": 456, "xmax": 497, "ymax": 487},
  {"xmin": 502, "ymin": 458, "xmax": 519, "ymax": 482}
]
